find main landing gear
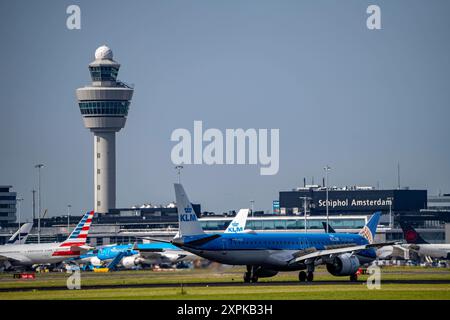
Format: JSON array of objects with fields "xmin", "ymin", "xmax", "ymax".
[
  {"xmin": 298, "ymin": 264, "xmax": 315, "ymax": 282},
  {"xmin": 243, "ymin": 265, "xmax": 259, "ymax": 283},
  {"xmin": 350, "ymin": 273, "xmax": 358, "ymax": 282},
  {"xmin": 298, "ymin": 271, "xmax": 314, "ymax": 282}
]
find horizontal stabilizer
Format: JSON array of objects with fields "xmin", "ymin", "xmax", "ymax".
[{"xmin": 185, "ymin": 234, "xmax": 221, "ymax": 247}]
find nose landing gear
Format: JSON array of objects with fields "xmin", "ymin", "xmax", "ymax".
[
  {"xmin": 243, "ymin": 265, "xmax": 259, "ymax": 283},
  {"xmin": 350, "ymin": 273, "xmax": 358, "ymax": 282}
]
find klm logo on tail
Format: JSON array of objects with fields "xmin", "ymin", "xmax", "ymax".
[
  {"xmin": 227, "ymin": 222, "xmax": 243, "ymax": 233},
  {"xmin": 181, "ymin": 207, "xmax": 197, "ymax": 222}
]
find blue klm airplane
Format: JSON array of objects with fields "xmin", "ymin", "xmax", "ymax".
[
  {"xmin": 73, "ymin": 242, "xmax": 195, "ymax": 270},
  {"xmin": 152, "ymin": 183, "xmax": 393, "ymax": 283},
  {"xmin": 71, "ymin": 208, "xmax": 250, "ymax": 270}
]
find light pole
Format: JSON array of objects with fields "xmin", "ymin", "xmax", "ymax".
[
  {"xmin": 250, "ymin": 200, "xmax": 255, "ymax": 218},
  {"xmin": 323, "ymin": 165, "xmax": 331, "ymax": 233},
  {"xmin": 299, "ymin": 196, "xmax": 311, "ymax": 233},
  {"xmin": 67, "ymin": 204, "xmax": 71, "ymax": 234},
  {"xmin": 31, "ymin": 190, "xmax": 36, "ymax": 222},
  {"xmin": 387, "ymin": 197, "xmax": 393, "ymax": 228},
  {"xmin": 16, "ymin": 197, "xmax": 24, "ymax": 242},
  {"xmin": 175, "ymin": 165, "xmax": 183, "ymax": 184},
  {"xmin": 35, "ymin": 163, "xmax": 44, "ymax": 243}
]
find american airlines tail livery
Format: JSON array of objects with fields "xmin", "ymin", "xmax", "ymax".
[{"xmin": 0, "ymin": 211, "xmax": 94, "ymax": 270}]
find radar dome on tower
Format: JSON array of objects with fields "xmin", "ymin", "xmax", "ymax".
[{"xmin": 95, "ymin": 45, "xmax": 113, "ymax": 60}]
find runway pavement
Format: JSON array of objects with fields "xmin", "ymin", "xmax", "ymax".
[{"xmin": 1, "ymin": 278, "xmax": 450, "ymax": 293}]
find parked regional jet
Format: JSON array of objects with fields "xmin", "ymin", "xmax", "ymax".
[
  {"xmin": 0, "ymin": 211, "xmax": 94, "ymax": 270},
  {"xmin": 74, "ymin": 242, "xmax": 197, "ymax": 270},
  {"xmin": 5, "ymin": 223, "xmax": 33, "ymax": 245},
  {"xmin": 400, "ymin": 222, "xmax": 450, "ymax": 260},
  {"xmin": 162, "ymin": 184, "xmax": 393, "ymax": 283}
]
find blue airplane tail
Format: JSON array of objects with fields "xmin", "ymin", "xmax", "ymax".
[{"xmin": 358, "ymin": 211, "xmax": 381, "ymax": 244}]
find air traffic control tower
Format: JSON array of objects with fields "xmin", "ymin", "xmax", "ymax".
[{"xmin": 76, "ymin": 46, "xmax": 134, "ymax": 214}]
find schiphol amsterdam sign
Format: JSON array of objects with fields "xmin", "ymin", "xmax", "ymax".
[{"xmin": 317, "ymin": 198, "xmax": 393, "ymax": 209}]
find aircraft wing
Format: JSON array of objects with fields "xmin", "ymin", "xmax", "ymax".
[
  {"xmin": 138, "ymin": 237, "xmax": 172, "ymax": 244},
  {"xmin": 136, "ymin": 246, "xmax": 164, "ymax": 259},
  {"xmin": 0, "ymin": 253, "xmax": 32, "ymax": 264},
  {"xmin": 288, "ymin": 242, "xmax": 396, "ymax": 265},
  {"xmin": 139, "ymin": 252, "xmax": 162, "ymax": 260}
]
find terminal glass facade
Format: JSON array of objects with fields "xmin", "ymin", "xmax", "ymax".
[{"xmin": 199, "ymin": 217, "xmax": 367, "ymax": 232}]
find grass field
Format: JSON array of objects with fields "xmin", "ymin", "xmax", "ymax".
[{"xmin": 0, "ymin": 266, "xmax": 449, "ymax": 300}]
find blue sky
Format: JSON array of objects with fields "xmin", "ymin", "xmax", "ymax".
[{"xmin": 0, "ymin": 0, "xmax": 449, "ymax": 219}]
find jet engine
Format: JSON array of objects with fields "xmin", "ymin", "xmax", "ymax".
[
  {"xmin": 90, "ymin": 257, "xmax": 103, "ymax": 267},
  {"xmin": 326, "ymin": 253, "xmax": 360, "ymax": 276},
  {"xmin": 121, "ymin": 255, "xmax": 142, "ymax": 269}
]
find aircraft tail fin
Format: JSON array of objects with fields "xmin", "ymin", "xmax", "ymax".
[
  {"xmin": 59, "ymin": 211, "xmax": 94, "ymax": 247},
  {"xmin": 6, "ymin": 223, "xmax": 33, "ymax": 245},
  {"xmin": 322, "ymin": 221, "xmax": 336, "ymax": 233},
  {"xmin": 174, "ymin": 183, "xmax": 204, "ymax": 237},
  {"xmin": 358, "ymin": 211, "xmax": 381, "ymax": 244},
  {"xmin": 399, "ymin": 222, "xmax": 429, "ymax": 244},
  {"xmin": 225, "ymin": 209, "xmax": 249, "ymax": 233}
]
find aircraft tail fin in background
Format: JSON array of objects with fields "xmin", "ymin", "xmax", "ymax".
[
  {"xmin": 174, "ymin": 183, "xmax": 205, "ymax": 237},
  {"xmin": 358, "ymin": 211, "xmax": 381, "ymax": 244},
  {"xmin": 322, "ymin": 221, "xmax": 336, "ymax": 233},
  {"xmin": 399, "ymin": 222, "xmax": 429, "ymax": 244},
  {"xmin": 225, "ymin": 209, "xmax": 249, "ymax": 233},
  {"xmin": 6, "ymin": 223, "xmax": 33, "ymax": 245},
  {"xmin": 59, "ymin": 211, "xmax": 94, "ymax": 247}
]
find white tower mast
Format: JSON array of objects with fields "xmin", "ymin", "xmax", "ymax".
[{"xmin": 76, "ymin": 46, "xmax": 134, "ymax": 214}]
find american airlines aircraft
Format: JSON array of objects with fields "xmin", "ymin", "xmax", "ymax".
[
  {"xmin": 158, "ymin": 184, "xmax": 393, "ymax": 283},
  {"xmin": 0, "ymin": 211, "xmax": 94, "ymax": 270}
]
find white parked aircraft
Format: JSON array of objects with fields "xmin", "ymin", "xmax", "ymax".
[
  {"xmin": 0, "ymin": 211, "xmax": 94, "ymax": 270},
  {"xmin": 400, "ymin": 222, "xmax": 450, "ymax": 260},
  {"xmin": 5, "ymin": 223, "xmax": 33, "ymax": 245}
]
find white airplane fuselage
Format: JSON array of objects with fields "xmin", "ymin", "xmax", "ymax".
[
  {"xmin": 0, "ymin": 243, "xmax": 80, "ymax": 266},
  {"xmin": 406, "ymin": 243, "xmax": 450, "ymax": 259}
]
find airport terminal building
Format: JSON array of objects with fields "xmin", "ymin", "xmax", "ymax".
[
  {"xmin": 1, "ymin": 184, "xmax": 449, "ymax": 246},
  {"xmin": 0, "ymin": 186, "xmax": 16, "ymax": 226},
  {"xmin": 279, "ymin": 186, "xmax": 427, "ymax": 216}
]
